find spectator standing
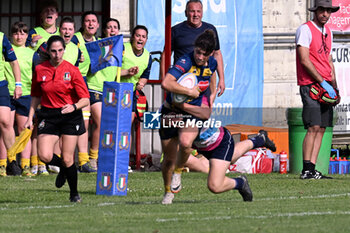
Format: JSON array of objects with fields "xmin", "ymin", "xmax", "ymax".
[{"xmin": 296, "ymin": 0, "xmax": 339, "ymax": 179}]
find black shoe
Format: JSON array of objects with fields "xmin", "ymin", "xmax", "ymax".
[
  {"xmin": 313, "ymin": 170, "xmax": 333, "ymax": 179},
  {"xmin": 258, "ymin": 130, "xmax": 276, "ymax": 152},
  {"xmin": 238, "ymin": 175, "xmax": 253, "ymax": 202},
  {"xmin": 70, "ymin": 194, "xmax": 82, "ymax": 203},
  {"xmin": 300, "ymin": 170, "xmax": 314, "ymax": 179},
  {"xmin": 55, "ymin": 169, "xmax": 66, "ymax": 188},
  {"xmin": 7, "ymin": 160, "xmax": 22, "ymax": 176}
]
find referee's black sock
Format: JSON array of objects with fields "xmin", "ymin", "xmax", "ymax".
[
  {"xmin": 66, "ymin": 164, "xmax": 78, "ymax": 196},
  {"xmin": 48, "ymin": 154, "xmax": 62, "ymax": 167}
]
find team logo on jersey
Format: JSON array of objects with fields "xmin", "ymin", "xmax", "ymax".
[
  {"xmin": 98, "ymin": 40, "xmax": 113, "ymax": 64},
  {"xmin": 63, "ymin": 72, "xmax": 71, "ymax": 81},
  {"xmin": 121, "ymin": 90, "xmax": 132, "ymax": 108},
  {"xmin": 119, "ymin": 132, "xmax": 129, "ymax": 150},
  {"xmin": 104, "ymin": 88, "xmax": 117, "ymax": 106},
  {"xmin": 8, "ymin": 48, "xmax": 14, "ymax": 54},
  {"xmin": 42, "ymin": 76, "xmax": 46, "ymax": 81},
  {"xmin": 102, "ymin": 130, "xmax": 115, "ymax": 149},
  {"xmin": 116, "ymin": 174, "xmax": 127, "ymax": 192},
  {"xmin": 99, "ymin": 172, "xmax": 112, "ymax": 190}
]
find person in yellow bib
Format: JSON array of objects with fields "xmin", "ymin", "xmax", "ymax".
[
  {"xmin": 0, "ymin": 22, "xmax": 40, "ymax": 177},
  {"xmin": 25, "ymin": 0, "xmax": 59, "ymax": 54},
  {"xmin": 0, "ymin": 30, "xmax": 21, "ymax": 176},
  {"xmin": 80, "ymin": 17, "xmax": 122, "ymax": 171},
  {"xmin": 71, "ymin": 11, "xmax": 100, "ymax": 172},
  {"xmin": 60, "ymin": 17, "xmax": 82, "ymax": 67},
  {"xmin": 121, "ymin": 25, "xmax": 152, "ymax": 123}
]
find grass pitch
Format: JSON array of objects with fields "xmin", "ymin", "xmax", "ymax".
[{"xmin": 0, "ymin": 172, "xmax": 350, "ymax": 233}]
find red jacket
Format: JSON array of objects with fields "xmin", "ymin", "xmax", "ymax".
[{"xmin": 32, "ymin": 60, "xmax": 89, "ymax": 108}]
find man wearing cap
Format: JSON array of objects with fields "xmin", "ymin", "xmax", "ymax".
[{"xmin": 295, "ymin": 0, "xmax": 340, "ymax": 179}]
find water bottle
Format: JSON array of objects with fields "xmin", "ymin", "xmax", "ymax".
[{"xmin": 279, "ymin": 150, "xmax": 288, "ymax": 174}]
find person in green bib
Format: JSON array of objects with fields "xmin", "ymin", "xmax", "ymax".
[
  {"xmin": 0, "ymin": 22, "xmax": 40, "ymax": 177},
  {"xmin": 121, "ymin": 25, "xmax": 152, "ymax": 123},
  {"xmin": 60, "ymin": 17, "xmax": 82, "ymax": 67},
  {"xmin": 0, "ymin": 30, "xmax": 21, "ymax": 176},
  {"xmin": 71, "ymin": 11, "xmax": 100, "ymax": 171},
  {"xmin": 26, "ymin": 0, "xmax": 60, "ymax": 54},
  {"xmin": 79, "ymin": 17, "xmax": 122, "ymax": 171}
]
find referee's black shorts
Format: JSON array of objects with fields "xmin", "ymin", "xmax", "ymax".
[{"xmin": 37, "ymin": 107, "xmax": 86, "ymax": 136}]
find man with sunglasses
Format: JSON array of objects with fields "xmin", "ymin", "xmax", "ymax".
[{"xmin": 295, "ymin": 0, "xmax": 340, "ymax": 179}]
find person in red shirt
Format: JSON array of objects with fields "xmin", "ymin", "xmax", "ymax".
[
  {"xmin": 25, "ymin": 35, "xmax": 89, "ymax": 203},
  {"xmin": 295, "ymin": 0, "xmax": 339, "ymax": 179}
]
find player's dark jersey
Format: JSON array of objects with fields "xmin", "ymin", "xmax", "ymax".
[{"xmin": 166, "ymin": 51, "xmax": 217, "ymax": 106}]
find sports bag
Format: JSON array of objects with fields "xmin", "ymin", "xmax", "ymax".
[
  {"xmin": 309, "ymin": 83, "xmax": 339, "ymax": 105},
  {"xmin": 229, "ymin": 149, "xmax": 273, "ymax": 174}
]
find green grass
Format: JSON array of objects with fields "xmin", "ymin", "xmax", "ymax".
[{"xmin": 0, "ymin": 172, "xmax": 350, "ymax": 233}]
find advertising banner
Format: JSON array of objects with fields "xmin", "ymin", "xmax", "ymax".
[
  {"xmin": 327, "ymin": 0, "xmax": 350, "ymax": 32},
  {"xmin": 137, "ymin": 0, "xmax": 264, "ymax": 125},
  {"xmin": 332, "ymin": 43, "xmax": 350, "ymax": 132}
]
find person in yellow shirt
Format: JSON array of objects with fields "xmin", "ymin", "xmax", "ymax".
[
  {"xmin": 0, "ymin": 22, "xmax": 40, "ymax": 176},
  {"xmin": 26, "ymin": 0, "xmax": 60, "ymax": 53},
  {"xmin": 71, "ymin": 11, "xmax": 100, "ymax": 171},
  {"xmin": 0, "ymin": 30, "xmax": 21, "ymax": 176}
]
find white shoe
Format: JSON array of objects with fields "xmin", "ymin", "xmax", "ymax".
[
  {"xmin": 48, "ymin": 165, "xmax": 60, "ymax": 174},
  {"xmin": 170, "ymin": 173, "xmax": 182, "ymax": 193},
  {"xmin": 161, "ymin": 192, "xmax": 174, "ymax": 205},
  {"xmin": 38, "ymin": 165, "xmax": 49, "ymax": 176},
  {"xmin": 128, "ymin": 166, "xmax": 133, "ymax": 173}
]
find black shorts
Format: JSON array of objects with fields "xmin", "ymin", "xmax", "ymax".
[
  {"xmin": 10, "ymin": 95, "xmax": 31, "ymax": 116},
  {"xmin": 198, "ymin": 128, "xmax": 234, "ymax": 162},
  {"xmin": 300, "ymin": 85, "xmax": 333, "ymax": 129},
  {"xmin": 37, "ymin": 107, "xmax": 86, "ymax": 136},
  {"xmin": 158, "ymin": 106, "xmax": 203, "ymax": 140},
  {"xmin": 89, "ymin": 90, "xmax": 102, "ymax": 105}
]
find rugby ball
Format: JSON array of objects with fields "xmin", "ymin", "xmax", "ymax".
[{"xmin": 172, "ymin": 73, "xmax": 198, "ymax": 103}]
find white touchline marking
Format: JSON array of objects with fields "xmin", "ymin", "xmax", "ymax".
[
  {"xmin": 156, "ymin": 216, "xmax": 231, "ymax": 222},
  {"xmin": 247, "ymin": 211, "xmax": 350, "ymax": 219},
  {"xmin": 0, "ymin": 205, "xmax": 73, "ymax": 211},
  {"xmin": 0, "ymin": 193, "xmax": 349, "ymax": 211},
  {"xmin": 156, "ymin": 211, "xmax": 350, "ymax": 222},
  {"xmin": 257, "ymin": 192, "xmax": 350, "ymax": 201}
]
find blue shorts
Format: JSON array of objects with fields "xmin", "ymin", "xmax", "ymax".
[
  {"xmin": 10, "ymin": 95, "xmax": 31, "ymax": 116},
  {"xmin": 0, "ymin": 80, "xmax": 10, "ymax": 108},
  {"xmin": 198, "ymin": 128, "xmax": 234, "ymax": 162},
  {"xmin": 89, "ymin": 90, "xmax": 102, "ymax": 105}
]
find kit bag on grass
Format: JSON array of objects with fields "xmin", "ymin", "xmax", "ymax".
[
  {"xmin": 229, "ymin": 149, "xmax": 273, "ymax": 174},
  {"xmin": 134, "ymin": 89, "xmax": 148, "ymax": 122}
]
